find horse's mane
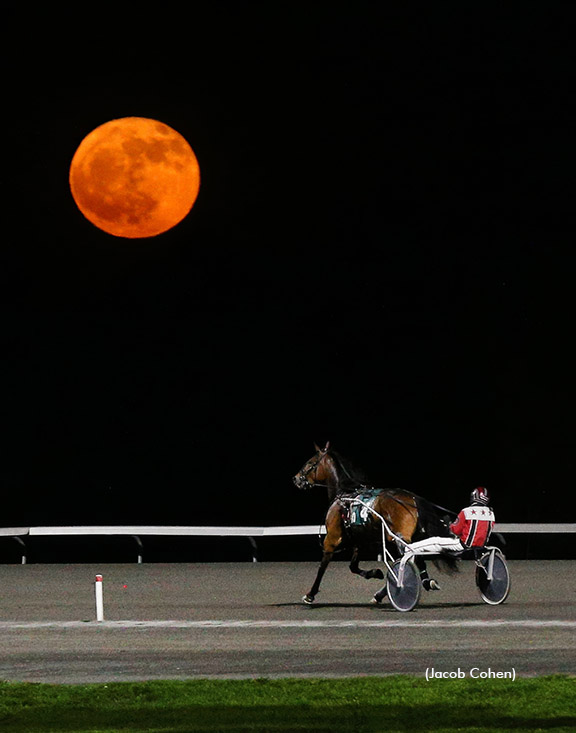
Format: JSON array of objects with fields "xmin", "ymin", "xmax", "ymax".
[{"xmin": 329, "ymin": 449, "xmax": 369, "ymax": 492}]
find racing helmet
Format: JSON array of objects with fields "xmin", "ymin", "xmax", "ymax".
[{"xmin": 470, "ymin": 486, "xmax": 490, "ymax": 505}]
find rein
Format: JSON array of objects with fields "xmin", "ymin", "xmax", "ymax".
[
  {"xmin": 380, "ymin": 490, "xmax": 419, "ymax": 520},
  {"xmin": 410, "ymin": 492, "xmax": 458, "ymax": 519}
]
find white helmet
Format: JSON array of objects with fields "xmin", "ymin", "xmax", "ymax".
[{"xmin": 470, "ymin": 486, "xmax": 490, "ymax": 505}]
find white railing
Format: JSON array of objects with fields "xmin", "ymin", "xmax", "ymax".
[{"xmin": 1, "ymin": 524, "xmax": 575, "ymax": 564}]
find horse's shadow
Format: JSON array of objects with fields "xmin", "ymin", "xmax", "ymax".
[
  {"xmin": 271, "ymin": 602, "xmax": 378, "ymax": 609},
  {"xmin": 413, "ymin": 601, "xmax": 489, "ymax": 610},
  {"xmin": 271, "ymin": 601, "xmax": 483, "ymax": 610}
]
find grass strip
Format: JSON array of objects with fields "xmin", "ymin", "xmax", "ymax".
[{"xmin": 0, "ymin": 675, "xmax": 574, "ymax": 732}]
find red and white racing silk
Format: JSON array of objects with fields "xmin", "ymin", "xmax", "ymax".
[{"xmin": 450, "ymin": 505, "xmax": 495, "ymax": 548}]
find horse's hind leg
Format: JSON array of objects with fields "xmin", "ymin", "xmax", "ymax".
[
  {"xmin": 371, "ymin": 545, "xmax": 401, "ymax": 604},
  {"xmin": 372, "ymin": 555, "xmax": 440, "ymax": 603},
  {"xmin": 349, "ymin": 547, "xmax": 384, "ymax": 581},
  {"xmin": 414, "ymin": 556, "xmax": 440, "ymax": 591}
]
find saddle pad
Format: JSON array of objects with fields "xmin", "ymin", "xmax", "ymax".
[{"xmin": 347, "ymin": 489, "xmax": 382, "ymax": 527}]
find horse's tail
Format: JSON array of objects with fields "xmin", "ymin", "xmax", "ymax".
[{"xmin": 413, "ymin": 494, "xmax": 460, "ymax": 574}]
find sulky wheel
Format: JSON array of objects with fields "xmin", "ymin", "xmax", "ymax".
[
  {"xmin": 386, "ymin": 558, "xmax": 421, "ymax": 612},
  {"xmin": 475, "ymin": 548, "xmax": 511, "ymax": 605}
]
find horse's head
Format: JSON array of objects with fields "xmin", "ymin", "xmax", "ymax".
[{"xmin": 293, "ymin": 442, "xmax": 336, "ymax": 490}]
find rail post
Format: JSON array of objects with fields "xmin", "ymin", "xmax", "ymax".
[
  {"xmin": 95, "ymin": 574, "xmax": 104, "ymax": 621},
  {"xmin": 132, "ymin": 535, "xmax": 143, "ymax": 564}
]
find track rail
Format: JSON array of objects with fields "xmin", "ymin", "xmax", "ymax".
[{"xmin": 1, "ymin": 524, "xmax": 575, "ymax": 564}]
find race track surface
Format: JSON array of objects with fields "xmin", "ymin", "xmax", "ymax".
[{"xmin": 0, "ymin": 560, "xmax": 574, "ymax": 683}]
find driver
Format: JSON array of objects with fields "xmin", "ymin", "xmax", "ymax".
[
  {"xmin": 372, "ymin": 488, "xmax": 495, "ymax": 601},
  {"xmin": 406, "ymin": 486, "xmax": 495, "ymax": 556}
]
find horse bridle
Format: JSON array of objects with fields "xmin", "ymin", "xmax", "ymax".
[
  {"xmin": 294, "ymin": 450, "xmax": 330, "ymax": 490},
  {"xmin": 295, "ymin": 449, "xmax": 358, "ymax": 491}
]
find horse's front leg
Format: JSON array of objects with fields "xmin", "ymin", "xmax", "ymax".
[
  {"xmin": 349, "ymin": 546, "xmax": 384, "ymax": 580},
  {"xmin": 303, "ymin": 504, "xmax": 346, "ymax": 604},
  {"xmin": 302, "ymin": 549, "xmax": 334, "ymax": 604}
]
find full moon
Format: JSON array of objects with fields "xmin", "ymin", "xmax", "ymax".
[{"xmin": 69, "ymin": 117, "xmax": 200, "ymax": 238}]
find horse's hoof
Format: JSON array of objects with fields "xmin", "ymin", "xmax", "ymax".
[
  {"xmin": 422, "ymin": 578, "xmax": 441, "ymax": 591},
  {"xmin": 302, "ymin": 595, "xmax": 315, "ymax": 604},
  {"xmin": 372, "ymin": 586, "xmax": 387, "ymax": 603},
  {"xmin": 371, "ymin": 591, "xmax": 386, "ymax": 604}
]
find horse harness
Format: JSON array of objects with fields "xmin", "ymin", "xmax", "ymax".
[{"xmin": 337, "ymin": 488, "xmax": 418, "ymax": 533}]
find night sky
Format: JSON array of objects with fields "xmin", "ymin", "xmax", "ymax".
[{"xmin": 3, "ymin": 5, "xmax": 576, "ymax": 528}]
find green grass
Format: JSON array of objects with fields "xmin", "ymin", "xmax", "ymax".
[{"xmin": 0, "ymin": 676, "xmax": 574, "ymax": 732}]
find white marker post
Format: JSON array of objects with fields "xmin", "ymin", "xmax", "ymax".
[{"xmin": 95, "ymin": 574, "xmax": 104, "ymax": 622}]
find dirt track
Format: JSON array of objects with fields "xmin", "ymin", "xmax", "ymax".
[{"xmin": 0, "ymin": 560, "xmax": 574, "ymax": 682}]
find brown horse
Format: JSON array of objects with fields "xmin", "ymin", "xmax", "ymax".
[{"xmin": 293, "ymin": 442, "xmax": 457, "ymax": 604}]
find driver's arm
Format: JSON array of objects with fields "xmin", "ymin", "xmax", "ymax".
[{"xmin": 449, "ymin": 511, "xmax": 466, "ymax": 538}]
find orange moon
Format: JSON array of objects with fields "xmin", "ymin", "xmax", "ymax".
[{"xmin": 69, "ymin": 117, "xmax": 200, "ymax": 238}]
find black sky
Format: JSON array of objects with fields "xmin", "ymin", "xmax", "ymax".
[{"xmin": 3, "ymin": 5, "xmax": 576, "ymax": 527}]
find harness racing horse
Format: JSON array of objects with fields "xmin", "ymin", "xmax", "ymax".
[{"xmin": 293, "ymin": 442, "xmax": 458, "ymax": 604}]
